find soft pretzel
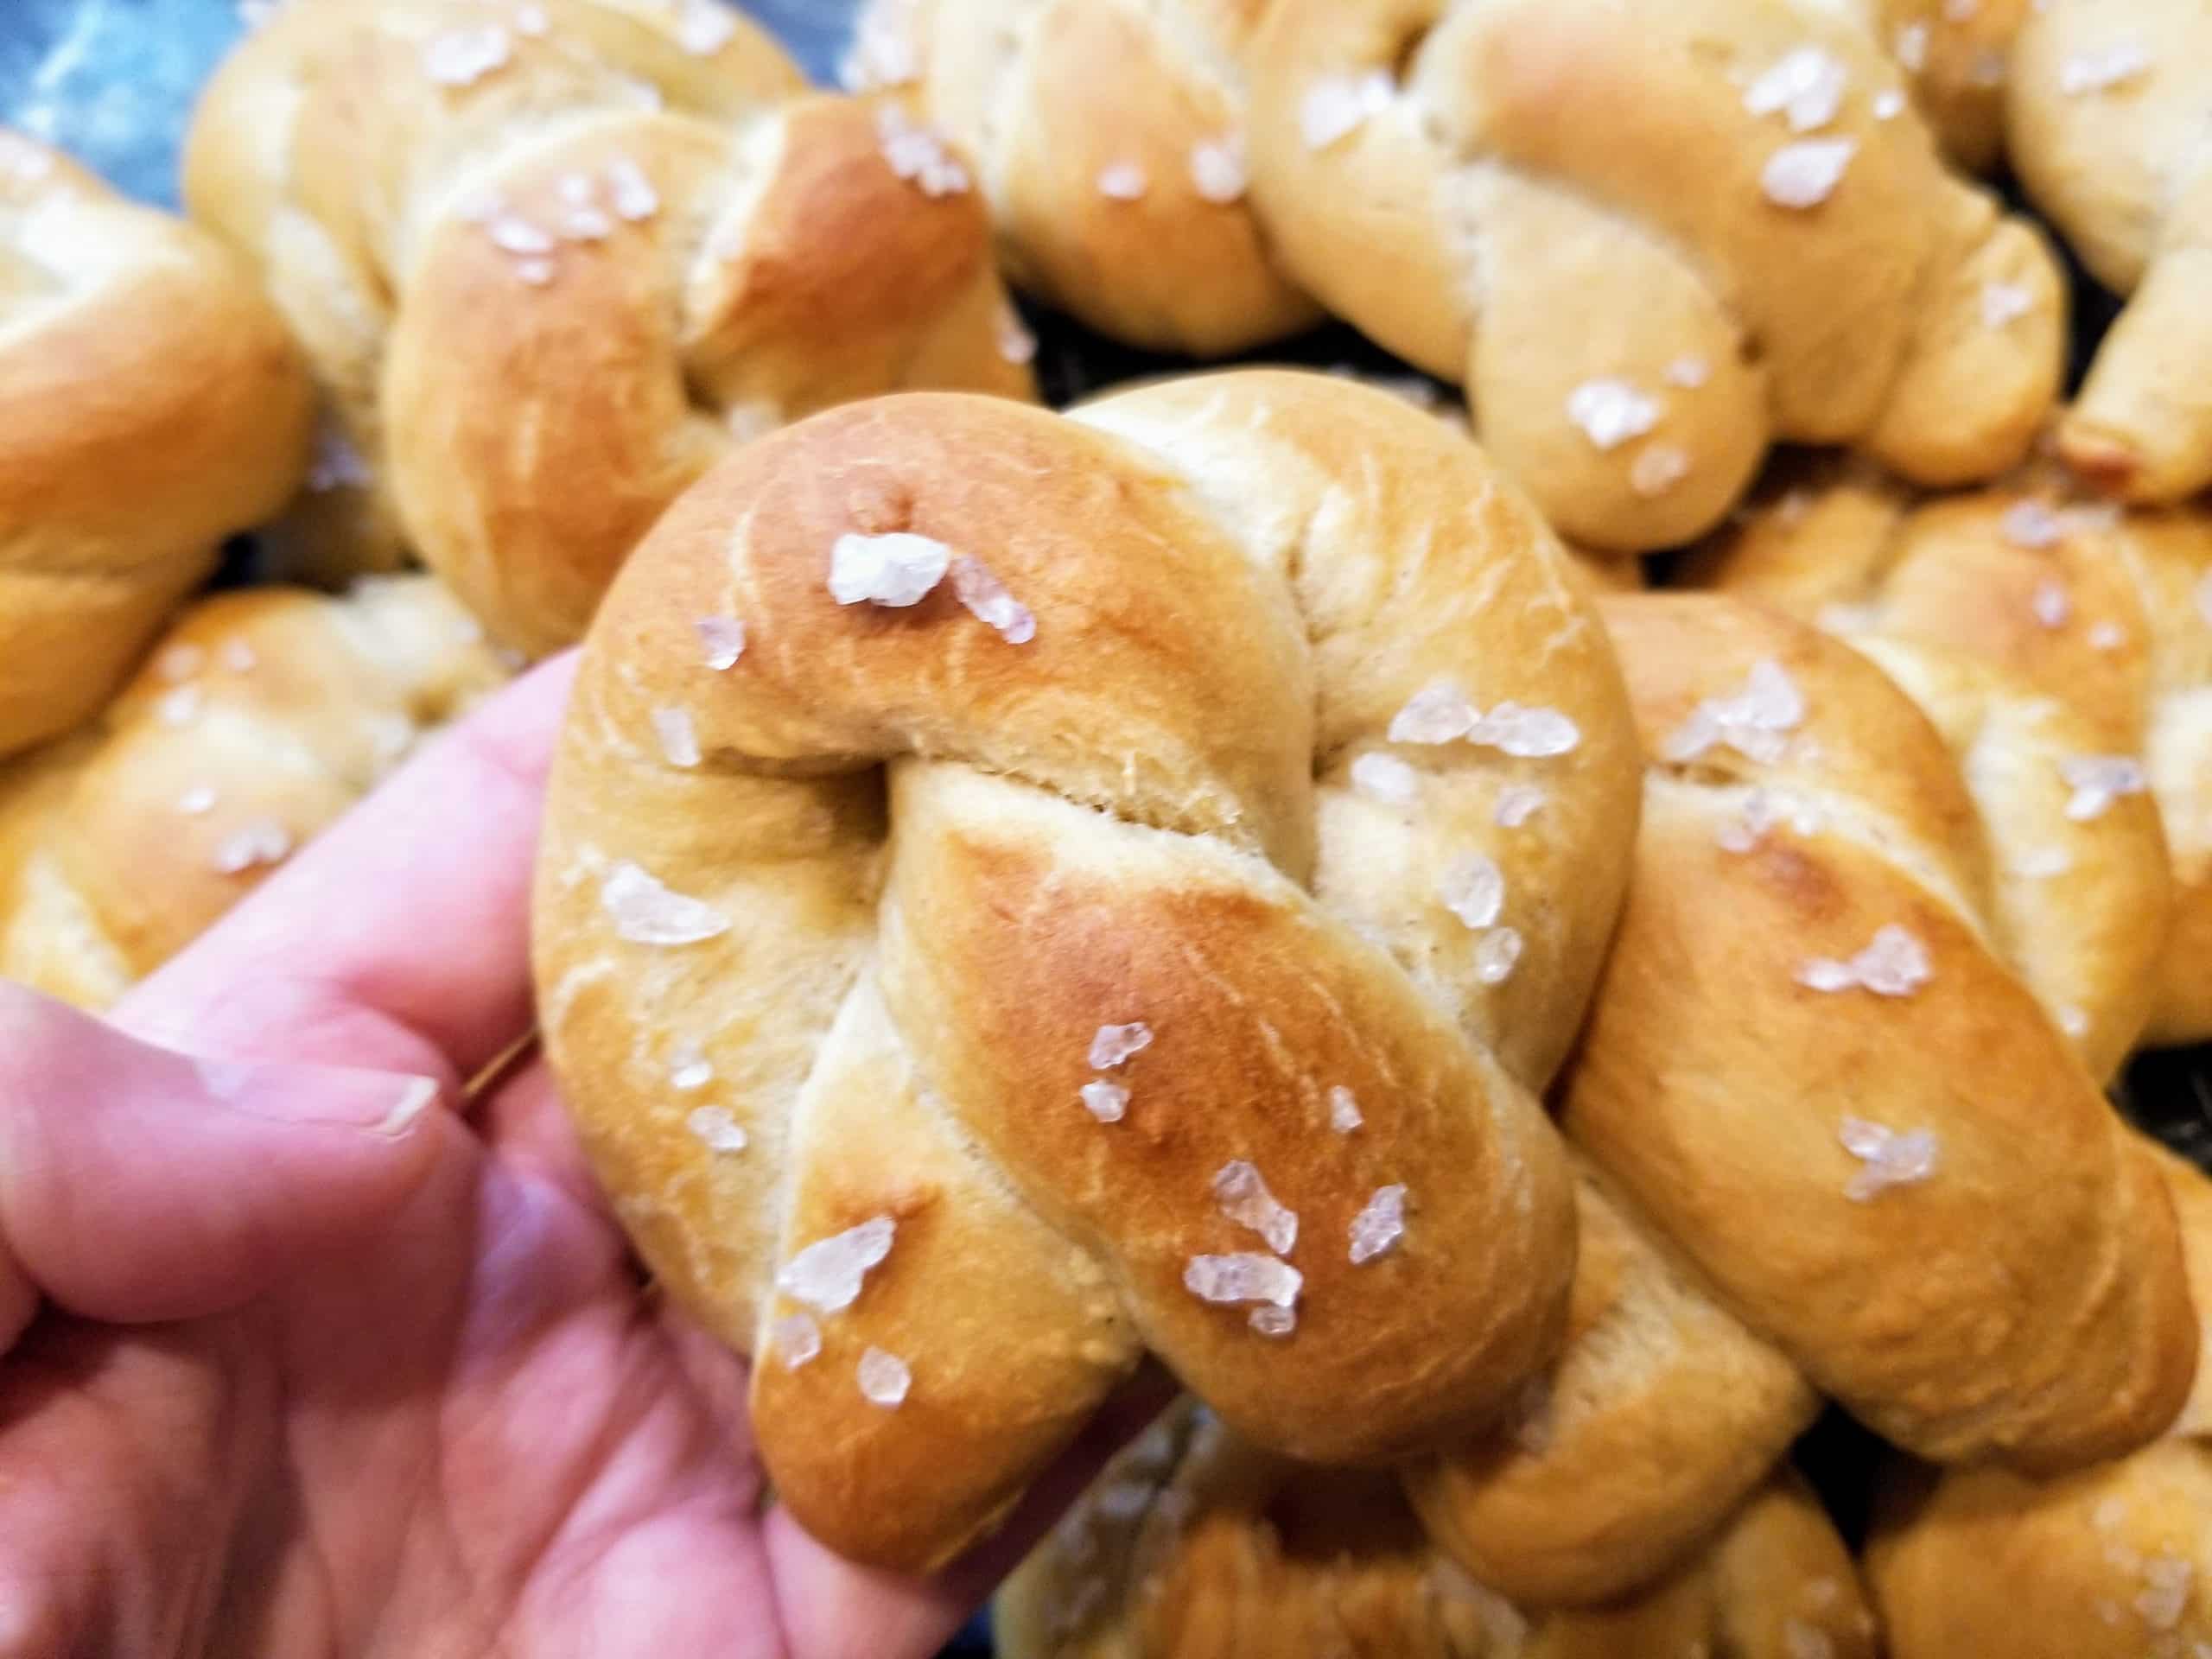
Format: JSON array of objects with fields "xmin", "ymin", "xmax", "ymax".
[
  {"xmin": 532, "ymin": 370, "xmax": 1645, "ymax": 1567},
  {"xmin": 0, "ymin": 576, "xmax": 509, "ymax": 1009},
  {"xmin": 1694, "ymin": 461, "xmax": 2212, "ymax": 1051},
  {"xmin": 849, "ymin": 0, "xmax": 1320, "ymax": 356},
  {"xmin": 185, "ymin": 0, "xmax": 1036, "ymax": 654},
  {"xmin": 1564, "ymin": 594, "xmax": 2196, "ymax": 1468},
  {"xmin": 1866, "ymin": 1143, "xmax": 2212, "ymax": 1658},
  {"xmin": 2010, "ymin": 0, "xmax": 2212, "ymax": 502},
  {"xmin": 1241, "ymin": 0, "xmax": 2063, "ymax": 555},
  {"xmin": 0, "ymin": 129, "xmax": 313, "ymax": 760},
  {"xmin": 1803, "ymin": 0, "xmax": 2029, "ymax": 172},
  {"xmin": 995, "ymin": 1398, "xmax": 1877, "ymax": 1659}
]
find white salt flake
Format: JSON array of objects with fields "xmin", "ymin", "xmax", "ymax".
[
  {"xmin": 2014, "ymin": 845, "xmax": 2074, "ymax": 879},
  {"xmin": 1440, "ymin": 853, "xmax": 1506, "ymax": 930},
  {"xmin": 995, "ymin": 304, "xmax": 1038, "ymax": 365},
  {"xmin": 773, "ymin": 1312, "xmax": 820, "ymax": 1369},
  {"xmin": 2031, "ymin": 580, "xmax": 2071, "ymax": 628},
  {"xmin": 1474, "ymin": 926, "xmax": 1523, "ymax": 986},
  {"xmin": 1188, "ymin": 134, "xmax": 1248, "ymax": 203},
  {"xmin": 2088, "ymin": 620, "xmax": 2126, "ymax": 652},
  {"xmin": 1783, "ymin": 1621, "xmax": 1834, "ymax": 1659},
  {"xmin": 2137, "ymin": 1556, "xmax": 2193, "ymax": 1630},
  {"xmin": 876, "ymin": 106, "xmax": 971, "ymax": 197},
  {"xmin": 1096, "ymin": 161, "xmax": 1148, "ymax": 201},
  {"xmin": 1745, "ymin": 46, "xmax": 1849, "ymax": 133},
  {"xmin": 950, "ymin": 555, "xmax": 1036, "ymax": 643},
  {"xmin": 1349, "ymin": 1184, "xmax": 1408, "ymax": 1264},
  {"xmin": 857, "ymin": 1345, "xmax": 912, "ymax": 1408},
  {"xmin": 652, "ymin": 706, "xmax": 701, "ymax": 768},
  {"xmin": 1351, "ymin": 752, "xmax": 1419, "ymax": 805},
  {"xmin": 1567, "ymin": 378, "xmax": 1662, "ymax": 451},
  {"xmin": 675, "ymin": 0, "xmax": 737, "ymax": 56},
  {"xmin": 1718, "ymin": 790, "xmax": 1777, "ymax": 854},
  {"xmin": 1184, "ymin": 1252, "xmax": 1302, "ymax": 1309},
  {"xmin": 2056, "ymin": 1003, "xmax": 2090, "ymax": 1038},
  {"xmin": 213, "ymin": 818, "xmax": 293, "ymax": 875},
  {"xmin": 607, "ymin": 157, "xmax": 659, "ymax": 221},
  {"xmin": 1300, "ymin": 69, "xmax": 1395, "ymax": 150},
  {"xmin": 1631, "ymin": 444, "xmax": 1691, "ymax": 498},
  {"xmin": 1798, "ymin": 924, "xmax": 1932, "ymax": 997},
  {"xmin": 1762, "ymin": 137, "xmax": 1857, "ymax": 209},
  {"xmin": 1081, "ymin": 1080, "xmax": 1130, "ymax": 1123},
  {"xmin": 2003, "ymin": 499, "xmax": 2064, "ymax": 548},
  {"xmin": 1663, "ymin": 658, "xmax": 1805, "ymax": 765},
  {"xmin": 1895, "ymin": 22, "xmax": 1929, "ymax": 72},
  {"xmin": 600, "ymin": 861, "xmax": 730, "ymax": 944},
  {"xmin": 1665, "ymin": 355, "xmax": 1711, "ymax": 389},
  {"xmin": 841, "ymin": 4, "xmax": 918, "ymax": 90},
  {"xmin": 489, "ymin": 213, "xmax": 554, "ymax": 255},
  {"xmin": 670, "ymin": 1042, "xmax": 714, "ymax": 1090},
  {"xmin": 562, "ymin": 206, "xmax": 615, "ymax": 241},
  {"xmin": 1872, "ymin": 87, "xmax": 1907, "ymax": 119},
  {"xmin": 1328, "ymin": 1085, "xmax": 1363, "ymax": 1133},
  {"xmin": 1494, "ymin": 784, "xmax": 1546, "ymax": 827},
  {"xmin": 1981, "ymin": 282, "xmax": 2035, "ymax": 329},
  {"xmin": 687, "ymin": 1106, "xmax": 748, "ymax": 1154},
  {"xmin": 1389, "ymin": 682, "xmax": 1478, "ymax": 744},
  {"xmin": 423, "ymin": 25, "xmax": 511, "ymax": 86},
  {"xmin": 1839, "ymin": 1116, "xmax": 1940, "ymax": 1200},
  {"xmin": 156, "ymin": 685, "xmax": 205, "ymax": 727},
  {"xmin": 220, "ymin": 640, "xmax": 257, "ymax": 673},
  {"xmin": 157, "ymin": 644, "xmax": 204, "ymax": 683},
  {"xmin": 1089, "ymin": 1023, "xmax": 1153, "ymax": 1070},
  {"xmin": 176, "ymin": 785, "xmax": 218, "ymax": 817},
  {"xmin": 695, "ymin": 615, "xmax": 747, "ymax": 669},
  {"xmin": 1471, "ymin": 702, "xmax": 1580, "ymax": 758},
  {"xmin": 514, "ymin": 3, "xmax": 550, "ymax": 37},
  {"xmin": 1213, "ymin": 1160, "xmax": 1299, "ymax": 1255},
  {"xmin": 1248, "ymin": 1305, "xmax": 1296, "ymax": 1338},
  {"xmin": 2062, "ymin": 754, "xmax": 2149, "ymax": 821},
  {"xmin": 2061, "ymin": 39, "xmax": 2152, "ymax": 96},
  {"xmin": 830, "ymin": 531, "xmax": 952, "ymax": 607},
  {"xmin": 514, "ymin": 258, "xmax": 556, "ymax": 287},
  {"xmin": 777, "ymin": 1216, "xmax": 896, "ymax": 1313}
]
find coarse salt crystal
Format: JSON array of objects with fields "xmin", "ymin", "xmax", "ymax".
[
  {"xmin": 2056, "ymin": 1003, "xmax": 2090, "ymax": 1038},
  {"xmin": 514, "ymin": 258, "xmax": 556, "ymax": 287},
  {"xmin": 1872, "ymin": 87, "xmax": 1906, "ymax": 119},
  {"xmin": 1300, "ymin": 69, "xmax": 1395, "ymax": 150},
  {"xmin": 1744, "ymin": 46, "xmax": 1849, "ymax": 133},
  {"xmin": 1189, "ymin": 134, "xmax": 1247, "ymax": 203},
  {"xmin": 1471, "ymin": 702, "xmax": 1580, "ymax": 758},
  {"xmin": 213, "ymin": 818, "xmax": 294, "ymax": 875},
  {"xmin": 671, "ymin": 1043, "xmax": 714, "ymax": 1090},
  {"xmin": 1184, "ymin": 1251, "xmax": 1302, "ymax": 1309},
  {"xmin": 2014, "ymin": 845, "xmax": 2074, "ymax": 879},
  {"xmin": 489, "ymin": 213, "xmax": 554, "ymax": 255},
  {"xmin": 1895, "ymin": 22, "xmax": 1929, "ymax": 72},
  {"xmin": 1349, "ymin": 1184, "xmax": 1407, "ymax": 1264},
  {"xmin": 600, "ymin": 861, "xmax": 730, "ymax": 945},
  {"xmin": 841, "ymin": 6, "xmax": 918, "ymax": 90},
  {"xmin": 220, "ymin": 640, "xmax": 257, "ymax": 673},
  {"xmin": 2003, "ymin": 499, "xmax": 2064, "ymax": 548},
  {"xmin": 652, "ymin": 706, "xmax": 701, "ymax": 768},
  {"xmin": 1328, "ymin": 1085, "xmax": 1363, "ymax": 1133},
  {"xmin": 562, "ymin": 206, "xmax": 614, "ymax": 241},
  {"xmin": 1761, "ymin": 138, "xmax": 1856, "ymax": 209},
  {"xmin": 774, "ymin": 1312, "xmax": 820, "ymax": 1369},
  {"xmin": 876, "ymin": 105, "xmax": 971, "ymax": 197},
  {"xmin": 1664, "ymin": 658, "xmax": 1806, "ymax": 765},
  {"xmin": 830, "ymin": 531, "xmax": 952, "ymax": 607},
  {"xmin": 2137, "ymin": 1556, "xmax": 2193, "ymax": 1630},
  {"xmin": 1474, "ymin": 926, "xmax": 1523, "ymax": 985},
  {"xmin": 777, "ymin": 1216, "xmax": 896, "ymax": 1313},
  {"xmin": 1839, "ymin": 1116, "xmax": 1940, "ymax": 1200},
  {"xmin": 1389, "ymin": 682, "xmax": 1478, "ymax": 745},
  {"xmin": 1665, "ymin": 355, "xmax": 1711, "ymax": 389},
  {"xmin": 1089, "ymin": 1022, "xmax": 1153, "ymax": 1069},
  {"xmin": 1249, "ymin": 1305, "xmax": 1296, "ymax": 1338},
  {"xmin": 995, "ymin": 304, "xmax": 1038, "ymax": 365},
  {"xmin": 675, "ymin": 0, "xmax": 737, "ymax": 55},
  {"xmin": 1981, "ymin": 282, "xmax": 2034, "ymax": 329},
  {"xmin": 2088, "ymin": 621, "xmax": 2126, "ymax": 651},
  {"xmin": 2061, "ymin": 40, "xmax": 2152, "ymax": 96},
  {"xmin": 423, "ymin": 25, "xmax": 511, "ymax": 86},
  {"xmin": 177, "ymin": 785, "xmax": 218, "ymax": 817},
  {"xmin": 1440, "ymin": 852, "xmax": 1505, "ymax": 930},
  {"xmin": 695, "ymin": 615, "xmax": 746, "ymax": 669},
  {"xmin": 156, "ymin": 685, "xmax": 205, "ymax": 727},
  {"xmin": 607, "ymin": 157, "xmax": 658, "ymax": 221},
  {"xmin": 950, "ymin": 555, "xmax": 1036, "ymax": 643},
  {"xmin": 687, "ymin": 1106, "xmax": 748, "ymax": 1154},
  {"xmin": 1495, "ymin": 784, "xmax": 1545, "ymax": 827},
  {"xmin": 1096, "ymin": 161, "xmax": 1148, "ymax": 201},
  {"xmin": 858, "ymin": 1345, "xmax": 912, "ymax": 1408},
  {"xmin": 1351, "ymin": 752, "xmax": 1420, "ymax": 805},
  {"xmin": 1798, "ymin": 925, "xmax": 1932, "ymax": 997},
  {"xmin": 1567, "ymin": 378, "xmax": 1662, "ymax": 450},
  {"xmin": 1081, "ymin": 1080, "xmax": 1130, "ymax": 1123},
  {"xmin": 1213, "ymin": 1160, "xmax": 1298, "ymax": 1255},
  {"xmin": 2062, "ymin": 754, "xmax": 2148, "ymax": 820},
  {"xmin": 2031, "ymin": 580, "xmax": 2071, "ymax": 628},
  {"xmin": 514, "ymin": 3, "xmax": 550, "ymax": 37},
  {"xmin": 1631, "ymin": 444, "xmax": 1691, "ymax": 498}
]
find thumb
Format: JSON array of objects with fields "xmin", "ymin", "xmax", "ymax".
[{"xmin": 0, "ymin": 982, "xmax": 446, "ymax": 1351}]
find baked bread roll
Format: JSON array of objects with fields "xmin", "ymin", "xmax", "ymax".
[
  {"xmin": 1564, "ymin": 594, "xmax": 2196, "ymax": 1469},
  {"xmin": 1866, "ymin": 1143, "xmax": 2212, "ymax": 1657},
  {"xmin": 849, "ymin": 0, "xmax": 1321, "ymax": 356},
  {"xmin": 532, "ymin": 370, "xmax": 1646, "ymax": 1568},
  {"xmin": 1694, "ymin": 461, "xmax": 2212, "ymax": 1051},
  {"xmin": 185, "ymin": 0, "xmax": 1036, "ymax": 654},
  {"xmin": 2010, "ymin": 0, "xmax": 2212, "ymax": 502},
  {"xmin": 996, "ymin": 1398, "xmax": 1878, "ymax": 1659},
  {"xmin": 0, "ymin": 576, "xmax": 510, "ymax": 1009},
  {"xmin": 1806, "ymin": 0, "xmax": 2029, "ymax": 173},
  {"xmin": 0, "ymin": 129, "xmax": 313, "ymax": 760},
  {"xmin": 1242, "ymin": 0, "xmax": 2064, "ymax": 555}
]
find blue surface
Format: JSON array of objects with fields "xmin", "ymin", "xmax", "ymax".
[{"xmin": 0, "ymin": 0, "xmax": 857, "ymax": 205}]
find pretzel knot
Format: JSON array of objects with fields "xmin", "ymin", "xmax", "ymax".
[
  {"xmin": 533, "ymin": 371, "xmax": 1643, "ymax": 1568},
  {"xmin": 1244, "ymin": 0, "xmax": 2063, "ymax": 554}
]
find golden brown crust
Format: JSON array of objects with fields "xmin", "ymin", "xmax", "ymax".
[
  {"xmin": 0, "ymin": 577, "xmax": 510, "ymax": 1008},
  {"xmin": 1243, "ymin": 0, "xmax": 2063, "ymax": 553},
  {"xmin": 867, "ymin": 0, "xmax": 1322, "ymax": 356},
  {"xmin": 1697, "ymin": 465, "xmax": 2212, "ymax": 1049},
  {"xmin": 1565, "ymin": 594, "xmax": 2197, "ymax": 1469},
  {"xmin": 185, "ymin": 0, "xmax": 1033, "ymax": 649},
  {"xmin": 532, "ymin": 372, "xmax": 1646, "ymax": 1568},
  {"xmin": 0, "ymin": 130, "xmax": 314, "ymax": 760}
]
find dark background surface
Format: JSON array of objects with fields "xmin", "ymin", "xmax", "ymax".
[{"xmin": 5, "ymin": 2, "xmax": 2209, "ymax": 1645}]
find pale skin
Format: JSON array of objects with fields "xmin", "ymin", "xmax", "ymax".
[{"xmin": 0, "ymin": 658, "xmax": 1155, "ymax": 1657}]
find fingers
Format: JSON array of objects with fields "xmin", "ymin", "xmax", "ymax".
[
  {"xmin": 0, "ymin": 984, "xmax": 446, "ymax": 1344},
  {"xmin": 760, "ymin": 1363, "xmax": 1179, "ymax": 1659},
  {"xmin": 115, "ymin": 654, "xmax": 580, "ymax": 1086}
]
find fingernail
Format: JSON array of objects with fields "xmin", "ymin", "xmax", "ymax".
[{"xmin": 195, "ymin": 1058, "xmax": 446, "ymax": 1136}]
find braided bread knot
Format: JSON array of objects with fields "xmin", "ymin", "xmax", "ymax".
[{"xmin": 534, "ymin": 371, "xmax": 1644, "ymax": 1567}]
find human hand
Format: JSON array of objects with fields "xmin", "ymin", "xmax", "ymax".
[{"xmin": 0, "ymin": 658, "xmax": 1151, "ymax": 1658}]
